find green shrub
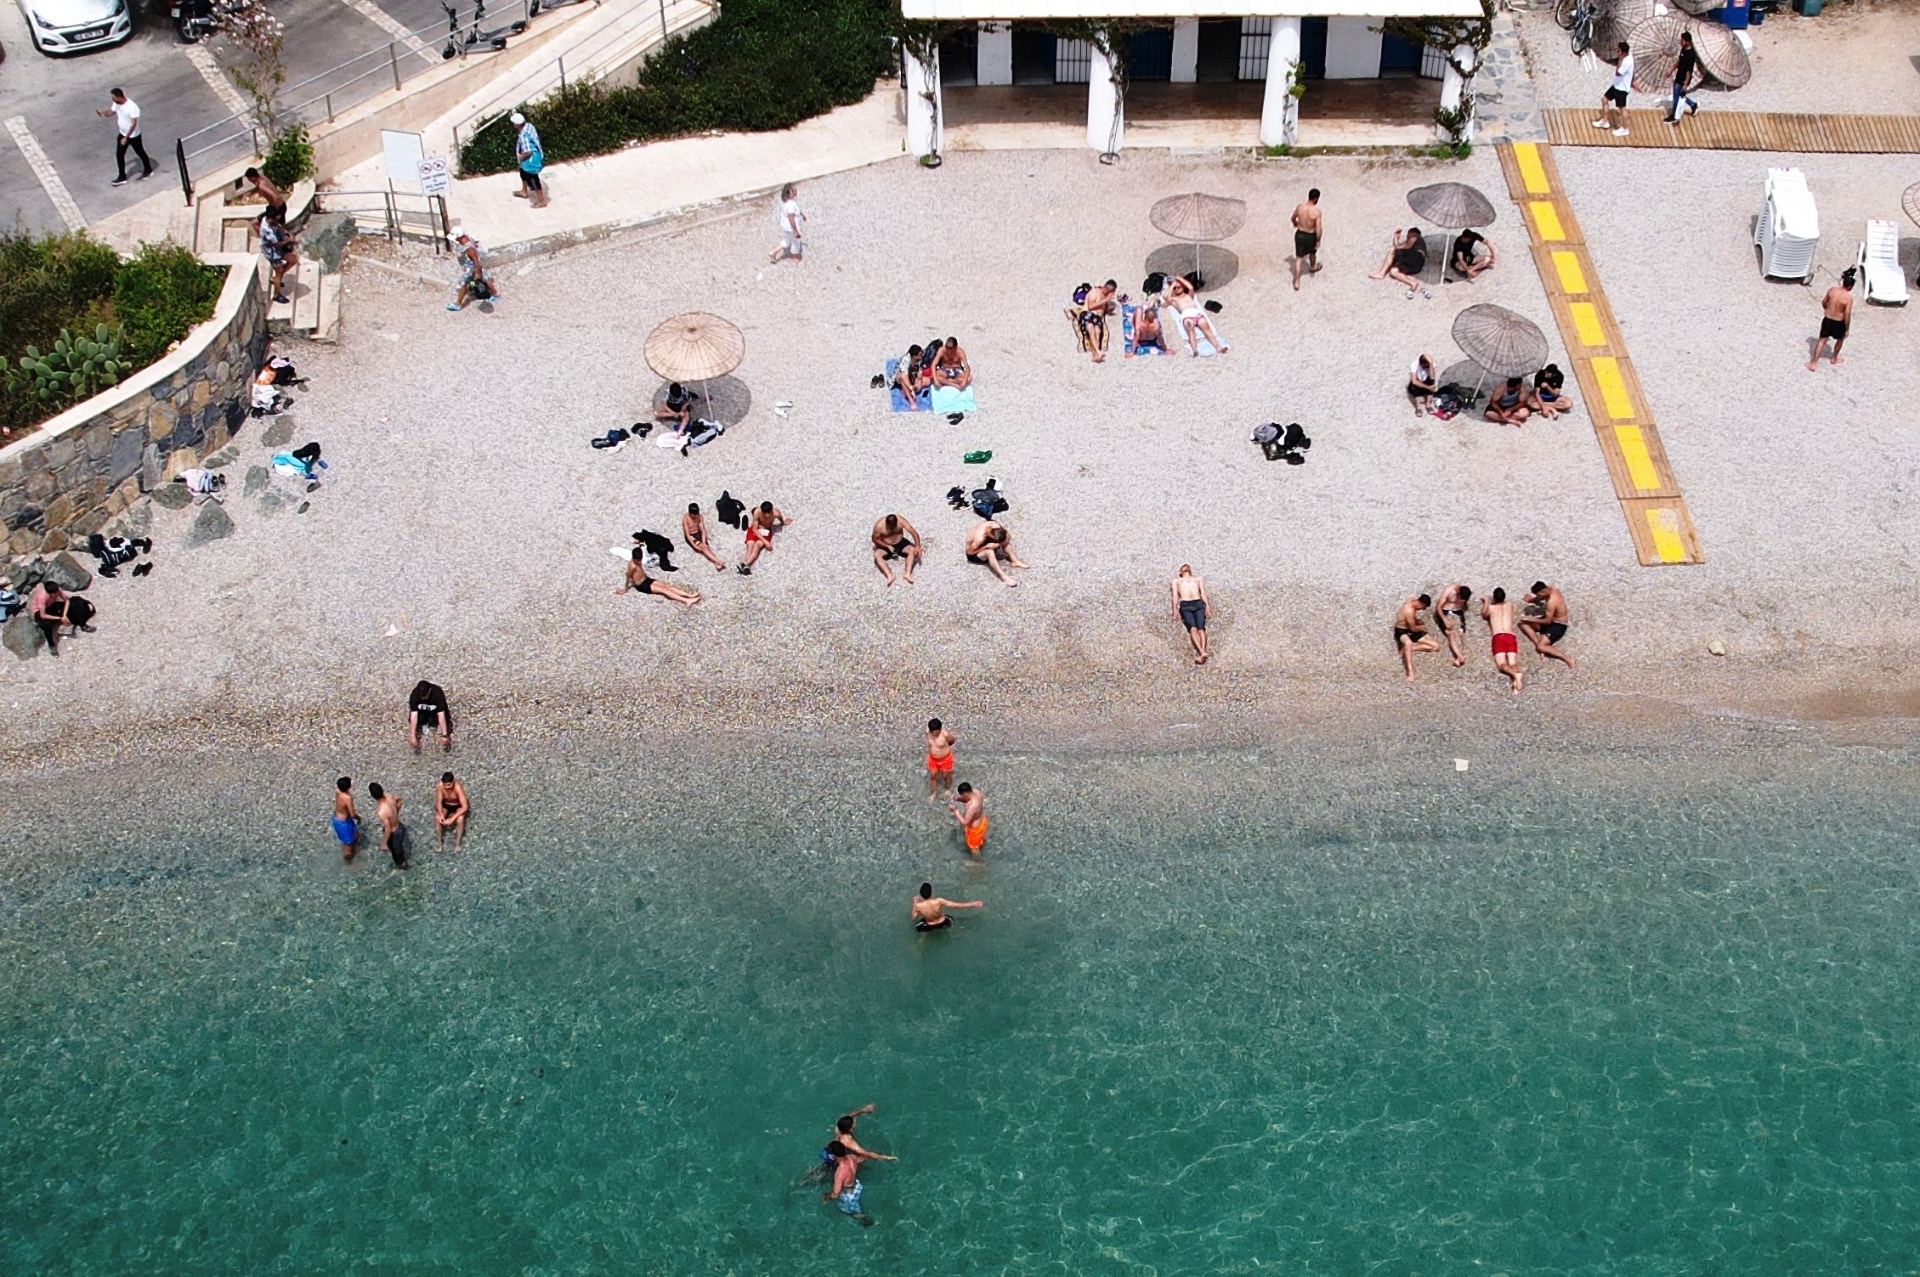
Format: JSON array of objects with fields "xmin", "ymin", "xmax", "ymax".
[
  {"xmin": 112, "ymin": 243, "xmax": 225, "ymax": 365},
  {"xmin": 459, "ymin": 0, "xmax": 895, "ymax": 175},
  {"xmin": 260, "ymin": 124, "xmax": 316, "ymax": 189},
  {"xmin": 0, "ymin": 233, "xmax": 224, "ymax": 434}
]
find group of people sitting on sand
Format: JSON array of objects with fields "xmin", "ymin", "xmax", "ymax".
[
  {"xmin": 869, "ymin": 512, "xmax": 1028, "ymax": 588},
  {"xmin": 891, "ymin": 336, "xmax": 973, "ymax": 408},
  {"xmin": 1406, "ymin": 356, "xmax": 1568, "ymax": 425},
  {"xmin": 1392, "ymin": 581, "xmax": 1574, "ymax": 694},
  {"xmin": 1369, "ymin": 226, "xmax": 1497, "ymax": 297},
  {"xmin": 617, "ymin": 498, "xmax": 793, "ymax": 605},
  {"xmin": 1069, "ymin": 273, "xmax": 1227, "ymax": 363}
]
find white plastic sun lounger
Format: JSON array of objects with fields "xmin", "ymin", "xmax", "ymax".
[{"xmin": 1857, "ymin": 219, "xmax": 1909, "ymax": 306}]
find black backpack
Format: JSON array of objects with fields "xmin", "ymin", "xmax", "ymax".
[{"xmin": 970, "ymin": 479, "xmax": 1008, "ymax": 518}]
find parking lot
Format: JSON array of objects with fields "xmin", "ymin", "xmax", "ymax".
[{"xmin": 0, "ymin": 0, "xmax": 461, "ymax": 233}]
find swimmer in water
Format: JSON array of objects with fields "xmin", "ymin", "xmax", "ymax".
[
  {"xmin": 912, "ymin": 882, "xmax": 982, "ymax": 932},
  {"xmin": 804, "ymin": 1103, "xmax": 890, "ymax": 1184},
  {"xmin": 331, "ymin": 776, "xmax": 359, "ymax": 860},
  {"xmin": 369, "ymin": 782, "xmax": 408, "ymax": 869},
  {"xmin": 822, "ymin": 1139, "xmax": 890, "ymax": 1226},
  {"xmin": 949, "ymin": 782, "xmax": 987, "ymax": 854}
]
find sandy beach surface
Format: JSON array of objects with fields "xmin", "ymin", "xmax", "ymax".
[{"xmin": 2, "ymin": 145, "xmax": 1916, "ymax": 768}]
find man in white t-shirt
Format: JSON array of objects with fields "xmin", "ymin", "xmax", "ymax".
[
  {"xmin": 1592, "ymin": 42, "xmax": 1634, "ymax": 137},
  {"xmin": 768, "ymin": 182, "xmax": 805, "ymax": 265},
  {"xmin": 97, "ymin": 88, "xmax": 155, "ymax": 186}
]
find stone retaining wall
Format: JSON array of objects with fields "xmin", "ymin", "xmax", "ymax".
[{"xmin": 0, "ymin": 254, "xmax": 266, "ymax": 556}]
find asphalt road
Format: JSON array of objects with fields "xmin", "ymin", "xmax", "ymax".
[{"xmin": 0, "ymin": 0, "xmax": 477, "ymax": 235}]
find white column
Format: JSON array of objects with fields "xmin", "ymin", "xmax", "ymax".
[
  {"xmin": 905, "ymin": 46, "xmax": 943, "ymax": 159},
  {"xmin": 1259, "ymin": 17, "xmax": 1301, "ymax": 148},
  {"xmin": 1086, "ymin": 43, "xmax": 1123, "ymax": 153},
  {"xmin": 1437, "ymin": 42, "xmax": 1476, "ymax": 142},
  {"xmin": 977, "ymin": 21, "xmax": 1013, "ymax": 86},
  {"xmin": 1171, "ymin": 18, "xmax": 1199, "ymax": 83}
]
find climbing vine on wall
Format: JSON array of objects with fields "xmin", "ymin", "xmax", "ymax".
[{"xmin": 1380, "ymin": 0, "xmax": 1495, "ymax": 154}]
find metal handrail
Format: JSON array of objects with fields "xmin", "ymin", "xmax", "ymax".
[
  {"xmin": 178, "ymin": 0, "xmax": 534, "ymax": 168},
  {"xmin": 318, "ymin": 189, "xmax": 452, "ymax": 251},
  {"xmin": 454, "ymin": 0, "xmax": 711, "ymax": 151}
]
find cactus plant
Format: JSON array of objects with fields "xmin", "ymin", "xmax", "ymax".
[{"xmin": 3, "ymin": 323, "xmax": 127, "ymax": 406}]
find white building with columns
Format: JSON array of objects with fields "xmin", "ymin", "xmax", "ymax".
[{"xmin": 899, "ymin": 0, "xmax": 1483, "ymax": 157}]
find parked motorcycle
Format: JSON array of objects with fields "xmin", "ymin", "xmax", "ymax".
[{"xmin": 171, "ymin": 0, "xmax": 215, "ymax": 43}]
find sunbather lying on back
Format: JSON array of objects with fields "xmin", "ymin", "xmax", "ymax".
[
  {"xmin": 930, "ymin": 337, "xmax": 972, "ymax": 390},
  {"xmin": 1165, "ymin": 275, "xmax": 1228, "ymax": 355},
  {"xmin": 895, "ymin": 344, "xmax": 932, "ymax": 409}
]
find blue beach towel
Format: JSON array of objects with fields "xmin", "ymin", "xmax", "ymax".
[
  {"xmin": 931, "ymin": 384, "xmax": 976, "ymax": 414},
  {"xmin": 1121, "ymin": 305, "xmax": 1169, "ymax": 357},
  {"xmin": 885, "ymin": 358, "xmax": 933, "ymax": 412}
]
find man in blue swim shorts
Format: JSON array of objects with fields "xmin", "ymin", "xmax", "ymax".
[
  {"xmin": 331, "ymin": 776, "xmax": 360, "ymax": 860},
  {"xmin": 821, "ymin": 1139, "xmax": 890, "ymax": 1227}
]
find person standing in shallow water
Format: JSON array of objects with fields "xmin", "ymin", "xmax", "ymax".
[
  {"xmin": 912, "ymin": 882, "xmax": 982, "ymax": 931},
  {"xmin": 332, "ymin": 777, "xmax": 360, "ymax": 860},
  {"xmin": 435, "ymin": 772, "xmax": 470, "ymax": 852},
  {"xmin": 950, "ymin": 782, "xmax": 987, "ymax": 854},
  {"xmin": 369, "ymin": 782, "xmax": 408, "ymax": 868},
  {"xmin": 925, "ymin": 718, "xmax": 956, "ymax": 800}
]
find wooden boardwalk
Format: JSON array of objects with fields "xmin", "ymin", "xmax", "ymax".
[
  {"xmin": 1497, "ymin": 141, "xmax": 1704, "ymax": 567},
  {"xmin": 1543, "ymin": 108, "xmax": 1920, "ymax": 152}
]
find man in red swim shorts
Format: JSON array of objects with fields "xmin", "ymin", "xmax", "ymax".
[
  {"xmin": 925, "ymin": 717, "xmax": 956, "ymax": 800},
  {"xmin": 1481, "ymin": 586, "xmax": 1524, "ymax": 695}
]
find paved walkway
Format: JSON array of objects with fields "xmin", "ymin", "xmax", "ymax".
[
  {"xmin": 1498, "ymin": 140, "xmax": 1703, "ymax": 568},
  {"xmin": 1543, "ymin": 108, "xmax": 1920, "ymax": 152},
  {"xmin": 350, "ymin": 87, "xmax": 905, "ymax": 261},
  {"xmin": 1472, "ymin": 11, "xmax": 1548, "ymax": 145}
]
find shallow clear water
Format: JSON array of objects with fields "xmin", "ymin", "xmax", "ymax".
[{"xmin": 2, "ymin": 731, "xmax": 1916, "ymax": 1274}]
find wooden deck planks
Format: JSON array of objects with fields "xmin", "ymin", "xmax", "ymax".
[{"xmin": 1543, "ymin": 107, "xmax": 1920, "ymax": 152}]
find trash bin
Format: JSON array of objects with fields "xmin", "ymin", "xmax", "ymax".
[
  {"xmin": 1793, "ymin": 0, "xmax": 1823, "ymax": 13},
  {"xmin": 1722, "ymin": 0, "xmax": 1750, "ymax": 27}
]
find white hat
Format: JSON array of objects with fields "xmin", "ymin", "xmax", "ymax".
[
  {"xmin": 450, "ymin": 224, "xmax": 467, "ymax": 239},
  {"xmin": 510, "ymin": 111, "xmax": 525, "ymax": 124}
]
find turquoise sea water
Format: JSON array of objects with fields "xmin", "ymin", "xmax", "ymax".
[{"xmin": 2, "ymin": 731, "xmax": 1916, "ymax": 1274}]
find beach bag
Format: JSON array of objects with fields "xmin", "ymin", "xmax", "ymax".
[
  {"xmin": 468, "ymin": 275, "xmax": 494, "ymax": 301},
  {"xmin": 970, "ymin": 480, "xmax": 1008, "ymax": 518}
]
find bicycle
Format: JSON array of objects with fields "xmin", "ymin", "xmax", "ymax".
[{"xmin": 1557, "ymin": 0, "xmax": 1598, "ymax": 55}]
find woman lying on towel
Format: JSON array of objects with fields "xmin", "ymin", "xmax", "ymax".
[{"xmin": 1165, "ymin": 275, "xmax": 1228, "ymax": 355}]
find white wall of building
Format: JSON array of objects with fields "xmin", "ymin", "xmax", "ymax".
[
  {"xmin": 1171, "ymin": 18, "xmax": 1199, "ymax": 82},
  {"xmin": 977, "ymin": 21, "xmax": 1013, "ymax": 85},
  {"xmin": 1322, "ymin": 15, "xmax": 1382, "ymax": 78}
]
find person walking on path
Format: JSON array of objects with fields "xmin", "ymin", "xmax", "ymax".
[
  {"xmin": 1808, "ymin": 268, "xmax": 1855, "ymax": 372},
  {"xmin": 1290, "ymin": 188, "xmax": 1323, "ymax": 291},
  {"xmin": 950, "ymin": 782, "xmax": 988, "ymax": 855},
  {"xmin": 769, "ymin": 183, "xmax": 805, "ymax": 265},
  {"xmin": 925, "ymin": 718, "xmax": 956, "ymax": 800},
  {"xmin": 99, "ymin": 89, "xmax": 154, "ymax": 186},
  {"xmin": 1594, "ymin": 43, "xmax": 1634, "ymax": 137},
  {"xmin": 1481, "ymin": 588, "xmax": 1524, "ymax": 695},
  {"xmin": 332, "ymin": 777, "xmax": 360, "ymax": 860},
  {"xmin": 512, "ymin": 112, "xmax": 547, "ymax": 208},
  {"xmin": 1666, "ymin": 31, "xmax": 1702, "ymax": 124},
  {"xmin": 1171, "ymin": 565, "xmax": 1211, "ymax": 665},
  {"xmin": 448, "ymin": 227, "xmax": 497, "ymax": 311}
]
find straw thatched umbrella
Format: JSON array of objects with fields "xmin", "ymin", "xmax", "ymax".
[
  {"xmin": 1407, "ymin": 182, "xmax": 1497, "ymax": 231},
  {"xmin": 1149, "ymin": 192, "xmax": 1248, "ymax": 286},
  {"xmin": 644, "ymin": 312, "xmax": 745, "ymax": 419},
  {"xmin": 1452, "ymin": 304, "xmax": 1548, "ymax": 400},
  {"xmin": 1902, "ymin": 180, "xmax": 1920, "ymax": 231},
  {"xmin": 1631, "ymin": 13, "xmax": 1751, "ymax": 92},
  {"xmin": 1688, "ymin": 19, "xmax": 1752, "ymax": 88},
  {"xmin": 1597, "ymin": 0, "xmax": 1655, "ymax": 61}
]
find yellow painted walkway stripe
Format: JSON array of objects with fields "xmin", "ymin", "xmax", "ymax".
[
  {"xmin": 1591, "ymin": 357, "xmax": 1635, "ymax": 420},
  {"xmin": 1528, "ymin": 200, "xmax": 1566, "ymax": 242},
  {"xmin": 1645, "ymin": 507, "xmax": 1687, "ymax": 564},
  {"xmin": 1569, "ymin": 301, "xmax": 1606, "ymax": 348},
  {"xmin": 1513, "ymin": 142, "xmax": 1550, "ymax": 194},
  {"xmin": 1614, "ymin": 426, "xmax": 1661, "ymax": 492},
  {"xmin": 1551, "ymin": 251, "xmax": 1588, "ymax": 295}
]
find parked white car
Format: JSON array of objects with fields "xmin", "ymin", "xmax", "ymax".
[{"xmin": 17, "ymin": 0, "xmax": 134, "ymax": 54}]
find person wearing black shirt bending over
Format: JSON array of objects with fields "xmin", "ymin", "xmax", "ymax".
[{"xmin": 409, "ymin": 680, "xmax": 453, "ymax": 753}]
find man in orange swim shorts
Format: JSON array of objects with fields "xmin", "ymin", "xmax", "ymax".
[
  {"xmin": 925, "ymin": 717, "xmax": 956, "ymax": 800},
  {"xmin": 950, "ymin": 782, "xmax": 987, "ymax": 854}
]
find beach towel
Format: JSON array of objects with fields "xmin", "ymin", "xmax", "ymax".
[
  {"xmin": 931, "ymin": 384, "xmax": 976, "ymax": 414},
  {"xmin": 886, "ymin": 359, "xmax": 933, "ymax": 412},
  {"xmin": 1121, "ymin": 305, "xmax": 1170, "ymax": 357}
]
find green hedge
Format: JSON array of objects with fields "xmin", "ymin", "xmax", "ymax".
[
  {"xmin": 459, "ymin": 0, "xmax": 896, "ymax": 175},
  {"xmin": 0, "ymin": 233, "xmax": 223, "ymax": 434}
]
